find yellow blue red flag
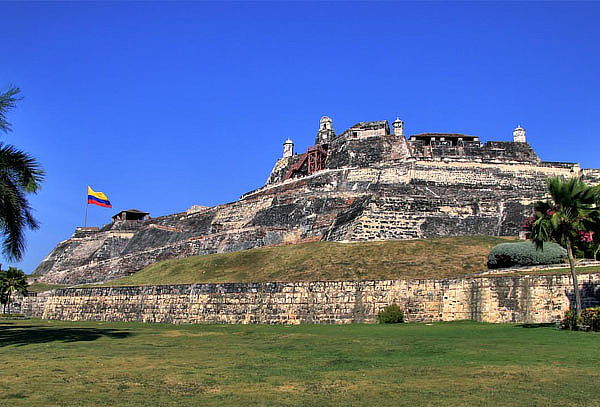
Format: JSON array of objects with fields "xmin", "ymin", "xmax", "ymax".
[{"xmin": 87, "ymin": 186, "xmax": 112, "ymax": 208}]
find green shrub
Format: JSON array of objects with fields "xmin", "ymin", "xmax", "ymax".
[
  {"xmin": 560, "ymin": 307, "xmax": 600, "ymax": 331},
  {"xmin": 581, "ymin": 307, "xmax": 600, "ymax": 331},
  {"xmin": 561, "ymin": 310, "xmax": 580, "ymax": 331},
  {"xmin": 377, "ymin": 304, "xmax": 404, "ymax": 324},
  {"xmin": 487, "ymin": 241, "xmax": 566, "ymax": 269}
]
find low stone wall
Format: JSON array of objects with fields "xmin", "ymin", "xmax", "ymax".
[
  {"xmin": 21, "ymin": 273, "xmax": 600, "ymax": 325},
  {"xmin": 11, "ymin": 291, "xmax": 50, "ymax": 317}
]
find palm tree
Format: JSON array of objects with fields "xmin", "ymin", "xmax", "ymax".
[
  {"xmin": 0, "ymin": 87, "xmax": 21, "ymax": 132},
  {"xmin": 0, "ymin": 87, "xmax": 44, "ymax": 261},
  {"xmin": 0, "ymin": 267, "xmax": 28, "ymax": 314},
  {"xmin": 530, "ymin": 176, "xmax": 600, "ymax": 318}
]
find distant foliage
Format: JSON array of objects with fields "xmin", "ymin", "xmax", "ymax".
[
  {"xmin": 572, "ymin": 237, "xmax": 600, "ymax": 261},
  {"xmin": 487, "ymin": 241, "xmax": 566, "ymax": 269},
  {"xmin": 377, "ymin": 304, "xmax": 404, "ymax": 324},
  {"xmin": 561, "ymin": 310, "xmax": 579, "ymax": 331},
  {"xmin": 0, "ymin": 267, "xmax": 28, "ymax": 314},
  {"xmin": 561, "ymin": 307, "xmax": 600, "ymax": 331},
  {"xmin": 581, "ymin": 307, "xmax": 600, "ymax": 331}
]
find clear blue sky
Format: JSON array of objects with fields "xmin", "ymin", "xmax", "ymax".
[{"xmin": 2, "ymin": 1, "xmax": 599, "ymax": 273}]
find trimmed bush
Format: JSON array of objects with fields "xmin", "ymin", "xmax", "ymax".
[
  {"xmin": 561, "ymin": 310, "xmax": 579, "ymax": 331},
  {"xmin": 560, "ymin": 307, "xmax": 600, "ymax": 331},
  {"xmin": 581, "ymin": 307, "xmax": 600, "ymax": 331},
  {"xmin": 487, "ymin": 241, "xmax": 566, "ymax": 269},
  {"xmin": 377, "ymin": 304, "xmax": 404, "ymax": 324}
]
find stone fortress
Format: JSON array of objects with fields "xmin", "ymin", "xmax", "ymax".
[{"xmin": 34, "ymin": 116, "xmax": 600, "ymax": 285}]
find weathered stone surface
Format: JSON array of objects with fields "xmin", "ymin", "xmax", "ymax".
[
  {"xmin": 34, "ymin": 118, "xmax": 600, "ymax": 285},
  {"xmin": 19, "ymin": 273, "xmax": 600, "ymax": 324}
]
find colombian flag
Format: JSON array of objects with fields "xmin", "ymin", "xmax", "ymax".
[{"xmin": 87, "ymin": 186, "xmax": 112, "ymax": 208}]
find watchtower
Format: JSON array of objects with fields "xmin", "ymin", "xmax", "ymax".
[
  {"xmin": 392, "ymin": 117, "xmax": 404, "ymax": 137},
  {"xmin": 513, "ymin": 125, "xmax": 526, "ymax": 143},
  {"xmin": 283, "ymin": 139, "xmax": 294, "ymax": 158},
  {"xmin": 316, "ymin": 116, "xmax": 335, "ymax": 145}
]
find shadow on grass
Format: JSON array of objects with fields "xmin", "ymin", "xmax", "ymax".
[
  {"xmin": 0, "ymin": 322, "xmax": 131, "ymax": 347},
  {"xmin": 516, "ymin": 323, "xmax": 556, "ymax": 329}
]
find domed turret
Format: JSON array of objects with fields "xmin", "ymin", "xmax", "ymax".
[
  {"xmin": 392, "ymin": 117, "xmax": 404, "ymax": 137},
  {"xmin": 316, "ymin": 116, "xmax": 335, "ymax": 145},
  {"xmin": 283, "ymin": 139, "xmax": 294, "ymax": 158},
  {"xmin": 320, "ymin": 116, "xmax": 332, "ymax": 129},
  {"xmin": 513, "ymin": 125, "xmax": 526, "ymax": 143}
]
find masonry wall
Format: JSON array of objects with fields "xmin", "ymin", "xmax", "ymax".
[
  {"xmin": 34, "ymin": 114, "xmax": 600, "ymax": 287},
  {"xmin": 36, "ymin": 158, "xmax": 584, "ymax": 285},
  {"xmin": 23, "ymin": 273, "xmax": 600, "ymax": 325},
  {"xmin": 12, "ymin": 292, "xmax": 49, "ymax": 318}
]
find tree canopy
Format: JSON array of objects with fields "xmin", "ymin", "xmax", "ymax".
[
  {"xmin": 530, "ymin": 176, "xmax": 600, "ymax": 317},
  {"xmin": 0, "ymin": 266, "xmax": 28, "ymax": 314},
  {"xmin": 0, "ymin": 86, "xmax": 45, "ymax": 261}
]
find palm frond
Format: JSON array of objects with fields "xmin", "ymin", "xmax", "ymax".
[
  {"xmin": 0, "ymin": 142, "xmax": 45, "ymax": 192},
  {"xmin": 0, "ymin": 175, "xmax": 38, "ymax": 261},
  {"xmin": 0, "ymin": 87, "xmax": 21, "ymax": 134},
  {"xmin": 0, "ymin": 88, "xmax": 43, "ymax": 261}
]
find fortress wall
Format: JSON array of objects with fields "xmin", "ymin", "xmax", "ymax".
[
  {"xmin": 38, "ymin": 227, "xmax": 291, "ymax": 285},
  {"xmin": 26, "ymin": 273, "xmax": 600, "ymax": 325},
  {"xmin": 410, "ymin": 160, "xmax": 576, "ymax": 186},
  {"xmin": 12, "ymin": 292, "xmax": 50, "ymax": 318},
  {"xmin": 35, "ymin": 155, "xmax": 593, "ymax": 286},
  {"xmin": 583, "ymin": 169, "xmax": 600, "ymax": 184},
  {"xmin": 334, "ymin": 161, "xmax": 566, "ymax": 241}
]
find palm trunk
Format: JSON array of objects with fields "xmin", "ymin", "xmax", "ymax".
[
  {"xmin": 6, "ymin": 290, "xmax": 11, "ymax": 315},
  {"xmin": 566, "ymin": 241, "xmax": 582, "ymax": 318}
]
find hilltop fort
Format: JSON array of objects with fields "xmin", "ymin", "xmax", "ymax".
[{"xmin": 34, "ymin": 117, "xmax": 600, "ymax": 284}]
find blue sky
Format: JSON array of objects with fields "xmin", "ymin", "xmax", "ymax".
[{"xmin": 2, "ymin": 1, "xmax": 599, "ymax": 273}]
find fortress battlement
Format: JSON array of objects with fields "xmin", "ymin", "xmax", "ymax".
[
  {"xmin": 265, "ymin": 117, "xmax": 578, "ymax": 186},
  {"xmin": 33, "ymin": 116, "xmax": 599, "ymax": 285}
]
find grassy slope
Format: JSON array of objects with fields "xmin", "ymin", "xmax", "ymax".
[
  {"xmin": 484, "ymin": 264, "xmax": 600, "ymax": 278},
  {"xmin": 552, "ymin": 264, "xmax": 600, "ymax": 274},
  {"xmin": 27, "ymin": 282, "xmax": 68, "ymax": 292},
  {"xmin": 108, "ymin": 236, "xmax": 516, "ymax": 286},
  {"xmin": 1, "ymin": 319, "xmax": 599, "ymax": 407}
]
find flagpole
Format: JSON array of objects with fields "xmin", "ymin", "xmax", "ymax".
[{"xmin": 84, "ymin": 187, "xmax": 88, "ymax": 227}]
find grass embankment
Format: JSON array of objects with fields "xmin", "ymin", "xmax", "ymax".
[
  {"xmin": 27, "ymin": 282, "xmax": 68, "ymax": 292},
  {"xmin": 523, "ymin": 264, "xmax": 600, "ymax": 275},
  {"xmin": 484, "ymin": 264, "xmax": 600, "ymax": 278},
  {"xmin": 0, "ymin": 319, "xmax": 598, "ymax": 407},
  {"xmin": 107, "ymin": 236, "xmax": 516, "ymax": 286}
]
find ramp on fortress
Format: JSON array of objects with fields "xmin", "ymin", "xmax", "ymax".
[{"xmin": 34, "ymin": 118, "xmax": 600, "ymax": 284}]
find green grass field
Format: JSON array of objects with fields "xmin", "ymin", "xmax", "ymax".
[
  {"xmin": 1, "ymin": 319, "xmax": 598, "ymax": 407},
  {"xmin": 107, "ymin": 236, "xmax": 517, "ymax": 286}
]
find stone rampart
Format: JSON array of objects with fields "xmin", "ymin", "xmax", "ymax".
[
  {"xmin": 33, "ymin": 115, "xmax": 600, "ymax": 286},
  {"xmin": 24, "ymin": 273, "xmax": 600, "ymax": 325},
  {"xmin": 11, "ymin": 291, "xmax": 50, "ymax": 318},
  {"xmin": 35, "ymin": 157, "xmax": 583, "ymax": 284}
]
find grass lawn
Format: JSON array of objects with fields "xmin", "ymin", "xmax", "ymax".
[
  {"xmin": 1, "ymin": 320, "xmax": 598, "ymax": 407},
  {"xmin": 105, "ymin": 236, "xmax": 516, "ymax": 286}
]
